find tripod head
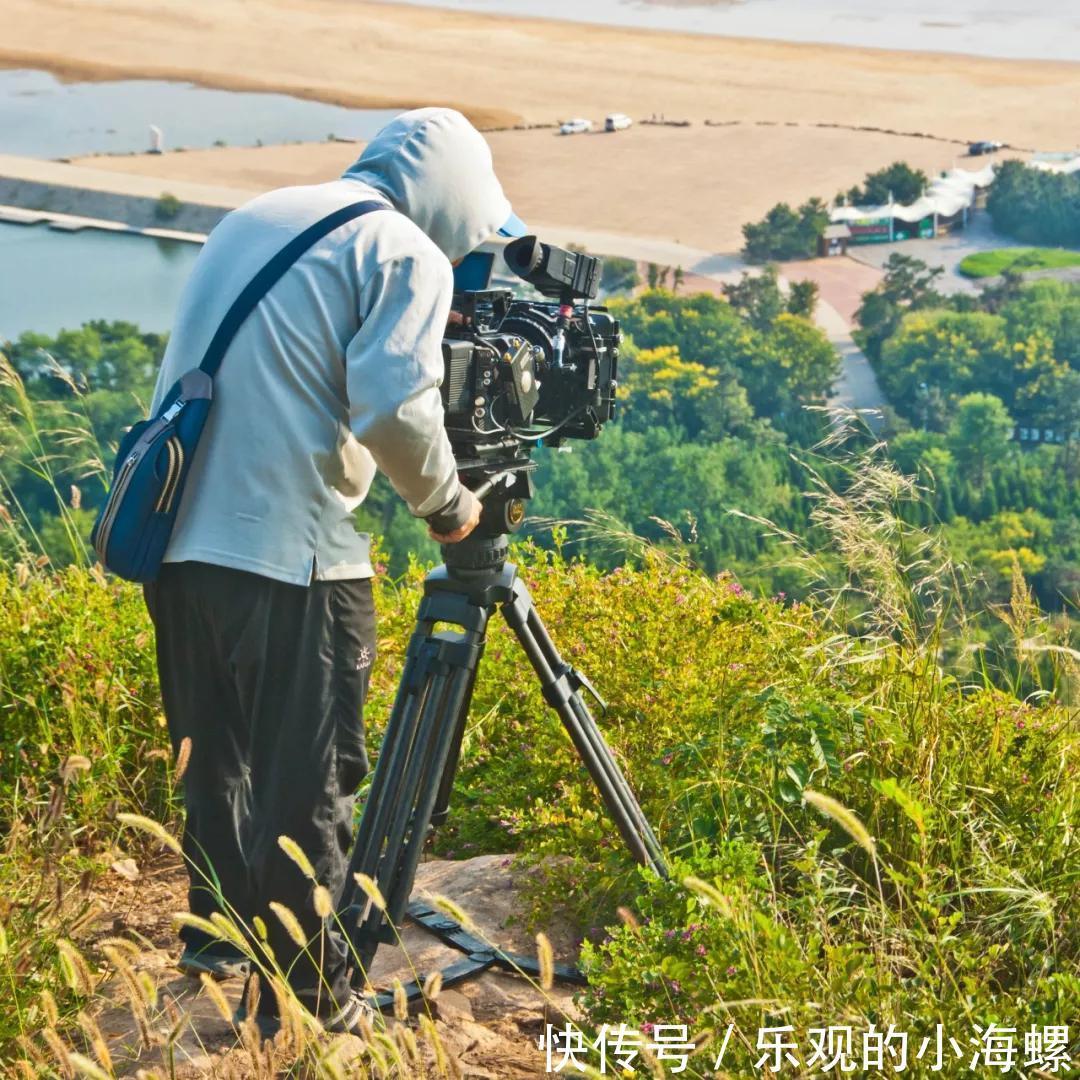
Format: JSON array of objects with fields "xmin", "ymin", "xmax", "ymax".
[{"xmin": 440, "ymin": 489, "xmax": 525, "ymax": 575}]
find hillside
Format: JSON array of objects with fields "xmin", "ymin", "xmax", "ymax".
[{"xmin": 1, "ymin": 540, "xmax": 1076, "ymax": 1076}]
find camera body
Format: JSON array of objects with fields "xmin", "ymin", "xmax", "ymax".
[{"xmin": 439, "ymin": 239, "xmax": 620, "ymax": 496}]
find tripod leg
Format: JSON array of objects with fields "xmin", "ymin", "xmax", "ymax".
[
  {"xmin": 430, "ymin": 664, "xmax": 479, "ymax": 829},
  {"xmin": 343, "ymin": 595, "xmax": 488, "ymax": 974},
  {"xmin": 500, "ymin": 579, "xmax": 668, "ymax": 879}
]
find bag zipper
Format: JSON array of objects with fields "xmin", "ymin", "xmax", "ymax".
[
  {"xmin": 93, "ymin": 449, "xmax": 140, "ymax": 561},
  {"xmin": 155, "ymin": 437, "xmax": 185, "ymax": 513},
  {"xmin": 94, "ymin": 398, "xmax": 186, "ymax": 560}
]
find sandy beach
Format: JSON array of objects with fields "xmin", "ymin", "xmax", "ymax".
[
  {"xmin": 5, "ymin": 0, "xmax": 1080, "ymax": 250},
  {"xmin": 5, "ymin": 0, "xmax": 1080, "ymax": 144},
  {"xmin": 74, "ymin": 125, "xmax": 983, "ymax": 253}
]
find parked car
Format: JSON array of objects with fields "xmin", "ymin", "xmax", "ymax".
[
  {"xmin": 968, "ymin": 140, "xmax": 1003, "ymax": 156},
  {"xmin": 559, "ymin": 118, "xmax": 593, "ymax": 135},
  {"xmin": 605, "ymin": 113, "xmax": 632, "ymax": 132}
]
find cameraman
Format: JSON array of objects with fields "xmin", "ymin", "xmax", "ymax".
[{"xmin": 142, "ymin": 107, "xmax": 527, "ymax": 1035}]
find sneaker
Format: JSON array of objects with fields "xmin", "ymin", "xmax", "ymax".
[
  {"xmin": 177, "ymin": 945, "xmax": 251, "ymax": 981},
  {"xmin": 321, "ymin": 988, "xmax": 377, "ymax": 1034},
  {"xmin": 234, "ymin": 978, "xmax": 376, "ymax": 1040}
]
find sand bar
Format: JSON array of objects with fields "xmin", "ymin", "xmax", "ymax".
[
  {"xmin": 3, "ymin": 0, "xmax": 1080, "ymax": 149},
  {"xmin": 75, "ymin": 124, "xmax": 993, "ymax": 252}
]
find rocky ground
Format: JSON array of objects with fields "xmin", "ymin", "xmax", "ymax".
[{"xmin": 84, "ymin": 853, "xmax": 585, "ymax": 1078}]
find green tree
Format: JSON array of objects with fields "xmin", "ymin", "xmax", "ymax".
[
  {"xmin": 741, "ymin": 198, "xmax": 829, "ymax": 263},
  {"xmin": 988, "ymin": 159, "xmax": 1080, "ymax": 246},
  {"xmin": 845, "ymin": 161, "xmax": 928, "ymax": 206},
  {"xmin": 599, "ymin": 256, "xmax": 640, "ymax": 295},
  {"xmin": 722, "ymin": 265, "xmax": 785, "ymax": 332},
  {"xmin": 786, "ymin": 279, "xmax": 819, "ymax": 319},
  {"xmin": 947, "ymin": 392, "xmax": 1014, "ymax": 488},
  {"xmin": 854, "ymin": 254, "xmax": 944, "ymax": 362}
]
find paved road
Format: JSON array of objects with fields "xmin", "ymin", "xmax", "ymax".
[{"xmin": 846, "ymin": 209, "xmax": 1011, "ymax": 296}]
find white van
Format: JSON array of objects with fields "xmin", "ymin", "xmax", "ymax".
[{"xmin": 605, "ymin": 113, "xmax": 633, "ymax": 132}]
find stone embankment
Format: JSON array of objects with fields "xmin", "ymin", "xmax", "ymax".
[{"xmin": 0, "ymin": 153, "xmax": 249, "ymax": 238}]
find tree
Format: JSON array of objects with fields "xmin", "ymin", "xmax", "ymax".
[
  {"xmin": 845, "ymin": 161, "xmax": 928, "ymax": 207},
  {"xmin": 786, "ymin": 280, "xmax": 819, "ymax": 319},
  {"xmin": 988, "ymin": 160, "xmax": 1080, "ymax": 246},
  {"xmin": 722, "ymin": 265, "xmax": 785, "ymax": 332},
  {"xmin": 877, "ymin": 310, "xmax": 1008, "ymax": 420},
  {"xmin": 854, "ymin": 254, "xmax": 944, "ymax": 362},
  {"xmin": 947, "ymin": 393, "xmax": 1014, "ymax": 489},
  {"xmin": 741, "ymin": 198, "xmax": 829, "ymax": 263},
  {"xmin": 600, "ymin": 256, "xmax": 640, "ymax": 296}
]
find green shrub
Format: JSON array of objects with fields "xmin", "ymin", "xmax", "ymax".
[{"xmin": 154, "ymin": 192, "xmax": 183, "ymax": 221}]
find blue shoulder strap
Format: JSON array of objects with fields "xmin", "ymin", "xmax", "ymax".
[{"xmin": 198, "ymin": 199, "xmax": 388, "ymax": 378}]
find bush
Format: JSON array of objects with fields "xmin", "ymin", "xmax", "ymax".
[
  {"xmin": 154, "ymin": 191, "xmax": 183, "ymax": 221},
  {"xmin": 2, "ymin": 517, "xmax": 1078, "ymax": 1069}
]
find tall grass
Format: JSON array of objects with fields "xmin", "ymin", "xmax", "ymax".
[{"xmin": 1, "ymin": 368, "xmax": 1076, "ymax": 1076}]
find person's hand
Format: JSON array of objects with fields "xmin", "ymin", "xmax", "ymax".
[{"xmin": 428, "ymin": 488, "xmax": 482, "ymax": 544}]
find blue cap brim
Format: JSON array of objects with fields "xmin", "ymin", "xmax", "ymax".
[{"xmin": 497, "ymin": 211, "xmax": 528, "ymax": 238}]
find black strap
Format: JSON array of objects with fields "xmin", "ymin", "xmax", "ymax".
[{"xmin": 198, "ymin": 199, "xmax": 389, "ymax": 378}]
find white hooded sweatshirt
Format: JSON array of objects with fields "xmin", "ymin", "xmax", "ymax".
[{"xmin": 151, "ymin": 108, "xmax": 513, "ymax": 585}]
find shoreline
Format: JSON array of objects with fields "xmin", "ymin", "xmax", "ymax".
[{"xmin": 0, "ymin": 46, "xmax": 522, "ymax": 130}]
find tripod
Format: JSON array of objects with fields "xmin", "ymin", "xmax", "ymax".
[{"xmin": 340, "ymin": 517, "xmax": 667, "ymax": 1009}]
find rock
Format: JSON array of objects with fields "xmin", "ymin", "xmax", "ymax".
[
  {"xmin": 92, "ymin": 852, "xmax": 587, "ymax": 1079},
  {"xmin": 110, "ymin": 857, "xmax": 140, "ymax": 881}
]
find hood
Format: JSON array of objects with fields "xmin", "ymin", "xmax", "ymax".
[{"xmin": 343, "ymin": 108, "xmax": 513, "ymax": 263}]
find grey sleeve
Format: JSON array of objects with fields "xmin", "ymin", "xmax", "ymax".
[
  {"xmin": 344, "ymin": 250, "xmax": 466, "ymax": 518},
  {"xmin": 423, "ymin": 484, "xmax": 476, "ymax": 534}
]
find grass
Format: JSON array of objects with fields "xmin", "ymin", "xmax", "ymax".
[
  {"xmin": 958, "ymin": 246, "xmax": 1080, "ymax": 278},
  {"xmin": 1, "ymin": 360, "xmax": 1078, "ymax": 1076}
]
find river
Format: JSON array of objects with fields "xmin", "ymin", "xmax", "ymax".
[
  {"xmin": 0, "ymin": 69, "xmax": 400, "ymax": 160},
  {"xmin": 0, "ymin": 222, "xmax": 200, "ymax": 342},
  {"xmin": 0, "ymin": 71, "xmax": 407, "ymax": 343},
  {"xmin": 378, "ymin": 0, "xmax": 1080, "ymax": 61}
]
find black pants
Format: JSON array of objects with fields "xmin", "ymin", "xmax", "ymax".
[{"xmin": 144, "ymin": 561, "xmax": 376, "ymax": 1011}]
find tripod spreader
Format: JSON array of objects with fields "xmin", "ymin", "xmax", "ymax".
[{"xmin": 340, "ymin": 534, "xmax": 667, "ymax": 1000}]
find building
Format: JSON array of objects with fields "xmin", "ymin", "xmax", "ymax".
[
  {"xmin": 829, "ymin": 163, "xmax": 995, "ymax": 245},
  {"xmin": 819, "ymin": 223, "xmax": 851, "ymax": 257}
]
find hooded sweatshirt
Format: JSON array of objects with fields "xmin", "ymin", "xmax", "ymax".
[{"xmin": 150, "ymin": 108, "xmax": 513, "ymax": 585}]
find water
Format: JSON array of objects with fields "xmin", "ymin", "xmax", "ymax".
[
  {"xmin": 0, "ymin": 222, "xmax": 199, "ymax": 341},
  {"xmin": 379, "ymin": 0, "xmax": 1080, "ymax": 60},
  {"xmin": 0, "ymin": 69, "xmax": 402, "ymax": 159}
]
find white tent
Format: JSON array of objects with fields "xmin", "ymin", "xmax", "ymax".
[
  {"xmin": 830, "ymin": 163, "xmax": 995, "ymax": 227},
  {"xmin": 1030, "ymin": 153, "xmax": 1080, "ymax": 175}
]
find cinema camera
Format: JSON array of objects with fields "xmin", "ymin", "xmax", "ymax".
[
  {"xmin": 440, "ymin": 236, "xmax": 620, "ymax": 545},
  {"xmin": 341, "ymin": 238, "xmax": 664, "ymax": 1004}
]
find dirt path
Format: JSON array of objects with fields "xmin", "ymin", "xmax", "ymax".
[{"xmin": 82, "ymin": 853, "xmax": 584, "ymax": 1077}]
